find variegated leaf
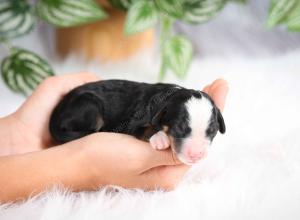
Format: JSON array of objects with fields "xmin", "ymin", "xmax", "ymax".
[
  {"xmin": 267, "ymin": 0, "xmax": 297, "ymax": 27},
  {"xmin": 155, "ymin": 0, "xmax": 185, "ymax": 18},
  {"xmin": 0, "ymin": 0, "xmax": 35, "ymax": 39},
  {"xmin": 108, "ymin": 0, "xmax": 133, "ymax": 10},
  {"xmin": 163, "ymin": 36, "xmax": 193, "ymax": 78},
  {"xmin": 182, "ymin": 0, "xmax": 227, "ymax": 24},
  {"xmin": 230, "ymin": 0, "xmax": 247, "ymax": 3},
  {"xmin": 36, "ymin": 0, "xmax": 107, "ymax": 27},
  {"xmin": 287, "ymin": 1, "xmax": 300, "ymax": 31},
  {"xmin": 125, "ymin": 0, "xmax": 158, "ymax": 35},
  {"xmin": 1, "ymin": 48, "xmax": 54, "ymax": 96}
]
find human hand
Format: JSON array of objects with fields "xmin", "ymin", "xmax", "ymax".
[
  {"xmin": 62, "ymin": 132, "xmax": 185, "ymax": 190},
  {"xmin": 0, "ymin": 73, "xmax": 100, "ymax": 155},
  {"xmin": 203, "ymin": 78, "xmax": 229, "ymax": 112},
  {"xmin": 0, "ymin": 74, "xmax": 228, "ymax": 192},
  {"xmin": 58, "ymin": 78, "xmax": 229, "ymax": 191}
]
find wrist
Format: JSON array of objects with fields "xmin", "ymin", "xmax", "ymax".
[
  {"xmin": 57, "ymin": 140, "xmax": 102, "ymax": 191},
  {"xmin": 0, "ymin": 115, "xmax": 19, "ymax": 155},
  {"xmin": 0, "ymin": 143, "xmax": 94, "ymax": 202},
  {"xmin": 0, "ymin": 114, "xmax": 41, "ymax": 156}
]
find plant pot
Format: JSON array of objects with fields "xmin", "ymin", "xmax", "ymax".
[{"xmin": 55, "ymin": 0, "xmax": 154, "ymax": 62}]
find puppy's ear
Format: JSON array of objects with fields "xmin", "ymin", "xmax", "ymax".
[
  {"xmin": 217, "ymin": 108, "xmax": 226, "ymax": 134},
  {"xmin": 151, "ymin": 104, "xmax": 168, "ymax": 125},
  {"xmin": 129, "ymin": 96, "xmax": 168, "ymax": 129}
]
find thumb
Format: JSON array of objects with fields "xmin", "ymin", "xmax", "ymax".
[
  {"xmin": 206, "ymin": 79, "xmax": 229, "ymax": 112},
  {"xmin": 142, "ymin": 148, "xmax": 183, "ymax": 171}
]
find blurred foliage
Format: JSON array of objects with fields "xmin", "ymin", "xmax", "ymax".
[
  {"xmin": 0, "ymin": 0, "xmax": 299, "ymax": 95},
  {"xmin": 1, "ymin": 47, "xmax": 54, "ymax": 95},
  {"xmin": 0, "ymin": 0, "xmax": 35, "ymax": 39},
  {"xmin": 268, "ymin": 0, "xmax": 300, "ymax": 31},
  {"xmin": 36, "ymin": 0, "xmax": 107, "ymax": 27}
]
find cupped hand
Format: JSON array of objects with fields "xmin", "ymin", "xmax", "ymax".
[
  {"xmin": 59, "ymin": 78, "xmax": 229, "ymax": 190},
  {"xmin": 4, "ymin": 73, "xmax": 100, "ymax": 153},
  {"xmin": 65, "ymin": 132, "xmax": 186, "ymax": 190},
  {"xmin": 2, "ymin": 73, "xmax": 228, "ymax": 190}
]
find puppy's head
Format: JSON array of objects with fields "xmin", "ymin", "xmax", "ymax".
[
  {"xmin": 177, "ymin": 91, "xmax": 225, "ymax": 164},
  {"xmin": 153, "ymin": 89, "xmax": 226, "ymax": 165}
]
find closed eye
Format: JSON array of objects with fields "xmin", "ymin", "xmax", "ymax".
[
  {"xmin": 207, "ymin": 128, "xmax": 213, "ymax": 134},
  {"xmin": 207, "ymin": 127, "xmax": 216, "ymax": 135}
]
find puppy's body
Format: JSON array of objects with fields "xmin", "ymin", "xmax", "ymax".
[{"xmin": 50, "ymin": 80, "xmax": 225, "ymax": 164}]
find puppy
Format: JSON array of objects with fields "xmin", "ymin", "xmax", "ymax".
[{"xmin": 49, "ymin": 80, "xmax": 226, "ymax": 164}]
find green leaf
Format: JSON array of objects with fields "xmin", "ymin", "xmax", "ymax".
[
  {"xmin": 229, "ymin": 0, "xmax": 247, "ymax": 3},
  {"xmin": 267, "ymin": 0, "xmax": 297, "ymax": 28},
  {"xmin": 155, "ymin": 0, "xmax": 185, "ymax": 19},
  {"xmin": 108, "ymin": 0, "xmax": 133, "ymax": 10},
  {"xmin": 182, "ymin": 0, "xmax": 227, "ymax": 24},
  {"xmin": 0, "ymin": 0, "xmax": 36, "ymax": 39},
  {"xmin": 125, "ymin": 0, "xmax": 158, "ymax": 35},
  {"xmin": 163, "ymin": 36, "xmax": 193, "ymax": 78},
  {"xmin": 286, "ymin": 1, "xmax": 300, "ymax": 31},
  {"xmin": 36, "ymin": 0, "xmax": 108, "ymax": 27},
  {"xmin": 1, "ymin": 48, "xmax": 54, "ymax": 96}
]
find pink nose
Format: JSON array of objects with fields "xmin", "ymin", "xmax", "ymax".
[
  {"xmin": 182, "ymin": 138, "xmax": 209, "ymax": 162},
  {"xmin": 184, "ymin": 147, "xmax": 206, "ymax": 161}
]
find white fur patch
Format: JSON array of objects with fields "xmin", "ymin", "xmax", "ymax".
[{"xmin": 185, "ymin": 96, "xmax": 213, "ymax": 140}]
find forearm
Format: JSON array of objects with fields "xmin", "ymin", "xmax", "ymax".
[
  {"xmin": 0, "ymin": 116, "xmax": 18, "ymax": 155},
  {"xmin": 0, "ymin": 143, "xmax": 90, "ymax": 203},
  {"xmin": 0, "ymin": 115, "xmax": 44, "ymax": 156}
]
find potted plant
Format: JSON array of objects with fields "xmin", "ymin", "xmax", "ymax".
[
  {"xmin": 0, "ymin": 0, "xmax": 299, "ymax": 96},
  {"xmin": 56, "ymin": 0, "xmax": 155, "ymax": 62}
]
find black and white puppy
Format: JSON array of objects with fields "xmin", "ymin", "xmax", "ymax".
[{"xmin": 49, "ymin": 80, "xmax": 226, "ymax": 164}]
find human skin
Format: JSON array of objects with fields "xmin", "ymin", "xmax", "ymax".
[{"xmin": 0, "ymin": 73, "xmax": 229, "ymax": 203}]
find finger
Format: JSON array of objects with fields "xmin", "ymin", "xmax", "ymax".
[
  {"xmin": 15, "ymin": 73, "xmax": 101, "ymax": 138},
  {"xmin": 41, "ymin": 72, "xmax": 100, "ymax": 96},
  {"xmin": 91, "ymin": 132, "xmax": 183, "ymax": 172},
  {"xmin": 209, "ymin": 79, "xmax": 229, "ymax": 112},
  {"xmin": 142, "ymin": 148, "xmax": 183, "ymax": 171},
  {"xmin": 202, "ymin": 84, "xmax": 211, "ymax": 93},
  {"xmin": 30, "ymin": 72, "xmax": 100, "ymax": 110},
  {"xmin": 210, "ymin": 78, "xmax": 227, "ymax": 90},
  {"xmin": 32, "ymin": 72, "xmax": 100, "ymax": 102},
  {"xmin": 140, "ymin": 164, "xmax": 190, "ymax": 191}
]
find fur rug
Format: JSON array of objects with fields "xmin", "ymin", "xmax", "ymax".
[{"xmin": 0, "ymin": 48, "xmax": 300, "ymax": 219}]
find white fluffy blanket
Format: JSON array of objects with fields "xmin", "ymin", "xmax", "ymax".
[{"xmin": 0, "ymin": 47, "xmax": 300, "ymax": 219}]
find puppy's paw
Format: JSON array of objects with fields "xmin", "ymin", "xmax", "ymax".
[{"xmin": 149, "ymin": 131, "xmax": 170, "ymax": 150}]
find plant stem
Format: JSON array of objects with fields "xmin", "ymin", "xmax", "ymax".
[
  {"xmin": 0, "ymin": 39, "xmax": 13, "ymax": 54},
  {"xmin": 158, "ymin": 15, "xmax": 173, "ymax": 81}
]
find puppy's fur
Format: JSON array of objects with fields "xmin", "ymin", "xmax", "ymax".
[{"xmin": 49, "ymin": 80, "xmax": 225, "ymax": 163}]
